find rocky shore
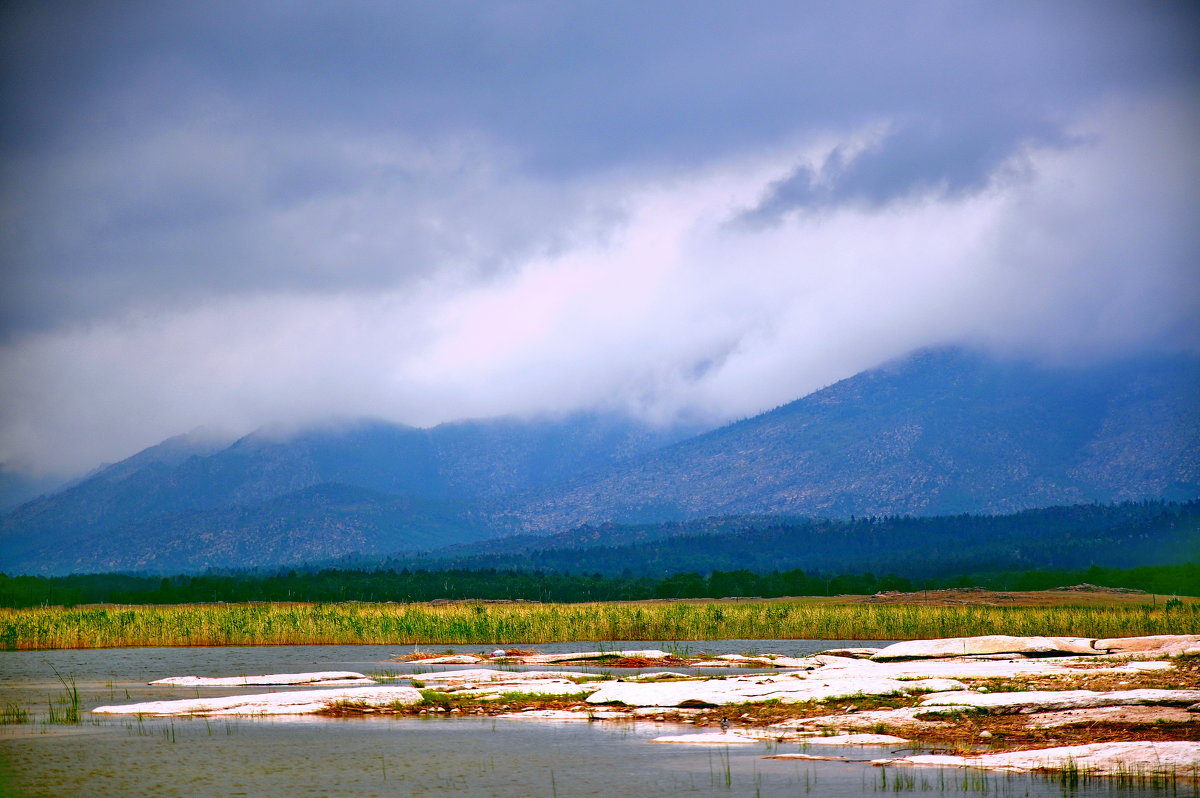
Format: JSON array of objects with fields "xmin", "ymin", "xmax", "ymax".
[{"xmin": 92, "ymin": 634, "xmax": 1200, "ymax": 779}]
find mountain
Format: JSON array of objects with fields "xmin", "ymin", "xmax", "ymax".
[
  {"xmin": 9, "ymin": 483, "xmax": 495, "ymax": 575},
  {"xmin": 1, "ymin": 347, "xmax": 1197, "ymax": 575},
  {"xmin": 505, "ymin": 348, "xmax": 1200, "ymax": 530},
  {"xmin": 0, "ymin": 412, "xmax": 697, "ymax": 574},
  {"xmin": 0, "ymin": 471, "xmax": 69, "ymax": 514}
]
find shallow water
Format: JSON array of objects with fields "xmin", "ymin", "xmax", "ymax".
[{"xmin": 0, "ymin": 642, "xmax": 1182, "ymax": 797}]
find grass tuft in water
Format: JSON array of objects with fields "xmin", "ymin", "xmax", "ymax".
[{"xmin": 45, "ymin": 667, "xmax": 80, "ymax": 725}]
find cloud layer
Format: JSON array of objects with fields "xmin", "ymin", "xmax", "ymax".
[{"xmin": 1, "ymin": 2, "xmax": 1198, "ymax": 476}]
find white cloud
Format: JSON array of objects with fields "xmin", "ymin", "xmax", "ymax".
[{"xmin": 1, "ymin": 95, "xmax": 1196, "ymax": 477}]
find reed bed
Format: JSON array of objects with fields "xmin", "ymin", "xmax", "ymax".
[{"xmin": 1, "ymin": 601, "xmax": 1195, "ymax": 650}]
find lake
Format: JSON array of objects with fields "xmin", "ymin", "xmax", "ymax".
[{"xmin": 0, "ymin": 641, "xmax": 1180, "ymax": 796}]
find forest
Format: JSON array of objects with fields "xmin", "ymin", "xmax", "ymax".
[{"xmin": 0, "ymin": 561, "xmax": 1194, "ymax": 608}]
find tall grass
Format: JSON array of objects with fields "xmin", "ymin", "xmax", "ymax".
[
  {"xmin": 0, "ymin": 600, "xmax": 1195, "ymax": 650},
  {"xmin": 46, "ymin": 667, "xmax": 81, "ymax": 724}
]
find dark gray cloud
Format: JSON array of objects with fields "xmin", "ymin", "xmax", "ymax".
[
  {"xmin": 0, "ymin": 1, "xmax": 1197, "ymax": 475},
  {"xmin": 741, "ymin": 119, "xmax": 1076, "ymax": 223},
  {"xmin": 3, "ymin": 1, "xmax": 1196, "ymax": 334}
]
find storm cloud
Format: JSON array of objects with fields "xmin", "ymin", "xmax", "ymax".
[{"xmin": 1, "ymin": 1, "xmax": 1197, "ymax": 476}]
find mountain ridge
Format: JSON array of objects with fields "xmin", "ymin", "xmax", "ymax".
[
  {"xmin": 503, "ymin": 348, "xmax": 1200, "ymax": 530},
  {"xmin": 2, "ymin": 346, "xmax": 1197, "ymax": 575}
]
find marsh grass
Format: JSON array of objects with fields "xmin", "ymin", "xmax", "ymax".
[
  {"xmin": 493, "ymin": 690, "xmax": 593, "ymax": 703},
  {"xmin": 1051, "ymin": 759, "xmax": 1199, "ymax": 790},
  {"xmin": 1, "ymin": 600, "xmax": 1195, "ymax": 650},
  {"xmin": 46, "ymin": 668, "xmax": 80, "ymax": 724}
]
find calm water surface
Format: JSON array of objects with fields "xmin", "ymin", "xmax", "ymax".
[{"xmin": 0, "ymin": 642, "xmax": 1180, "ymax": 797}]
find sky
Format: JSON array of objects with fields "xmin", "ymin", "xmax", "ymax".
[{"xmin": 1, "ymin": 1, "xmax": 1198, "ymax": 479}]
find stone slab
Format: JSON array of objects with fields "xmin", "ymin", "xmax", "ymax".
[
  {"xmin": 149, "ymin": 671, "xmax": 373, "ymax": 687},
  {"xmin": 872, "ymin": 636, "xmax": 1099, "ymax": 661},
  {"xmin": 92, "ymin": 686, "xmax": 423, "ymax": 716},
  {"xmin": 873, "ymin": 741, "xmax": 1200, "ymax": 776},
  {"xmin": 651, "ymin": 732, "xmax": 764, "ymax": 744},
  {"xmin": 919, "ymin": 689, "xmax": 1200, "ymax": 714},
  {"xmin": 1094, "ymin": 635, "xmax": 1200, "ymax": 657},
  {"xmin": 1028, "ymin": 705, "xmax": 1196, "ymax": 728},
  {"xmin": 795, "ymin": 733, "xmax": 910, "ymax": 745},
  {"xmin": 586, "ymin": 675, "xmax": 959, "ymax": 708}
]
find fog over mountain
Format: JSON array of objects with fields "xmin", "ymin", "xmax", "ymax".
[
  {"xmin": 1, "ymin": 2, "xmax": 1197, "ymax": 482},
  {"xmin": 2, "ymin": 347, "xmax": 1196, "ymax": 575}
]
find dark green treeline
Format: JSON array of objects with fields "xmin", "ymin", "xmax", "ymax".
[{"xmin": 1, "ymin": 562, "xmax": 1196, "ymax": 608}]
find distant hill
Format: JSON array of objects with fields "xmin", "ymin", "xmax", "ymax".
[
  {"xmin": 1, "ymin": 347, "xmax": 1196, "ymax": 575},
  {"xmin": 9, "ymin": 483, "xmax": 495, "ymax": 575},
  {"xmin": 0, "ymin": 413, "xmax": 698, "ymax": 575},
  {"xmin": 506, "ymin": 348, "xmax": 1200, "ymax": 530}
]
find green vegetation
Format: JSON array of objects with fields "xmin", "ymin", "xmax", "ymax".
[
  {"xmin": 2, "ymin": 599, "xmax": 1196, "ymax": 650},
  {"xmin": 1, "ymin": 560, "xmax": 1196, "ymax": 609},
  {"xmin": 46, "ymin": 669, "xmax": 81, "ymax": 724}
]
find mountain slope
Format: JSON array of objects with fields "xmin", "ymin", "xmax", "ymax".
[
  {"xmin": 507, "ymin": 349, "xmax": 1200, "ymax": 529},
  {"xmin": 0, "ymin": 412, "xmax": 696, "ymax": 573},
  {"xmin": 10, "ymin": 483, "xmax": 495, "ymax": 575},
  {"xmin": 1, "ymin": 347, "xmax": 1196, "ymax": 575}
]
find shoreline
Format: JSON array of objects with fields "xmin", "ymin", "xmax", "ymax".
[{"xmin": 82, "ymin": 634, "xmax": 1200, "ymax": 776}]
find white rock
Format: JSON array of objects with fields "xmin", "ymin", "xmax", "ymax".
[
  {"xmin": 762, "ymin": 657, "xmax": 823, "ymax": 669},
  {"xmin": 795, "ymin": 733, "xmax": 910, "ymax": 745},
  {"xmin": 872, "ymin": 636, "xmax": 1099, "ymax": 661},
  {"xmin": 445, "ymin": 680, "xmax": 602, "ymax": 698},
  {"xmin": 873, "ymin": 741, "xmax": 1200, "ymax": 776},
  {"xmin": 149, "ymin": 671, "xmax": 374, "ymax": 687},
  {"xmin": 92, "ymin": 686, "xmax": 423, "ymax": 716},
  {"xmin": 773, "ymin": 707, "xmax": 954, "ymax": 731},
  {"xmin": 817, "ymin": 657, "xmax": 1147, "ymax": 681},
  {"xmin": 586, "ymin": 675, "xmax": 945, "ymax": 708},
  {"xmin": 651, "ymin": 732, "xmax": 765, "ymax": 744},
  {"xmin": 1094, "ymin": 635, "xmax": 1200, "ymax": 655},
  {"xmin": 407, "ymin": 655, "xmax": 484, "ymax": 665},
  {"xmin": 918, "ymin": 689, "xmax": 1200, "ymax": 714},
  {"xmin": 766, "ymin": 753, "xmax": 847, "ymax": 761},
  {"xmin": 906, "ymin": 678, "xmax": 967, "ymax": 692}
]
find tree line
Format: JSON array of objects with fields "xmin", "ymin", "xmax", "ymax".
[{"xmin": 1, "ymin": 561, "xmax": 1195, "ymax": 608}]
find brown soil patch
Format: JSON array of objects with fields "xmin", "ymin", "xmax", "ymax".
[
  {"xmin": 624, "ymin": 587, "xmax": 1195, "ymax": 608},
  {"xmin": 960, "ymin": 668, "xmax": 1200, "ymax": 693},
  {"xmin": 855, "ymin": 587, "xmax": 1193, "ymax": 608},
  {"xmin": 605, "ymin": 655, "xmax": 683, "ymax": 668}
]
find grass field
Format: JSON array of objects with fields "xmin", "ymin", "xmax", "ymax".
[{"xmin": 2, "ymin": 595, "xmax": 1197, "ymax": 650}]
